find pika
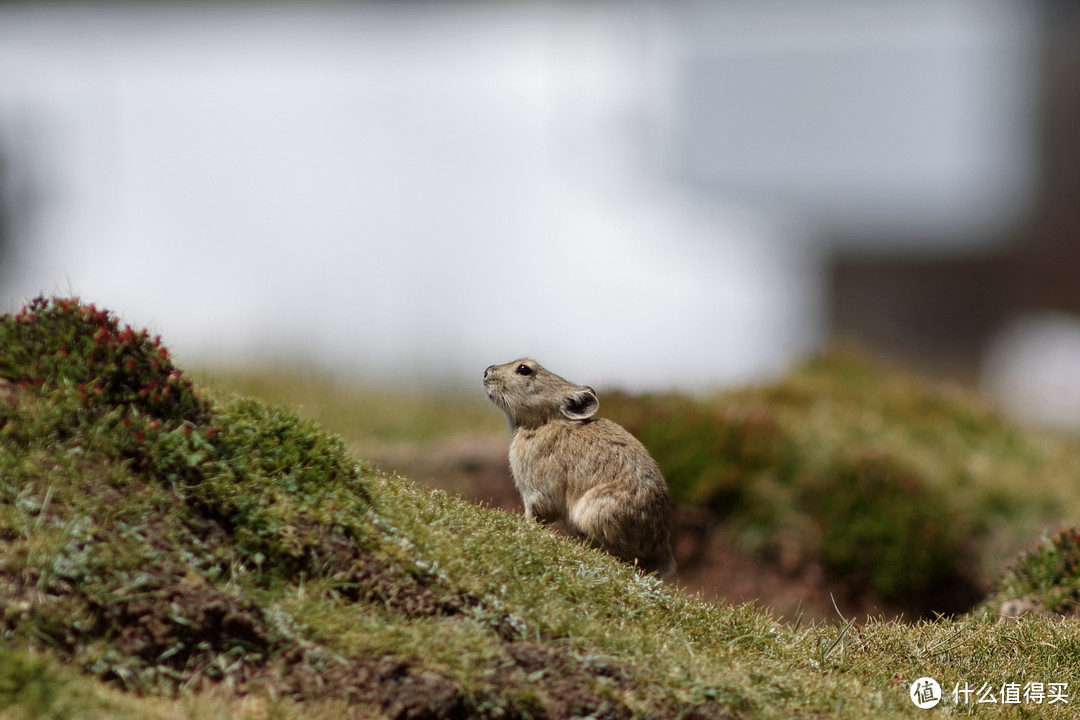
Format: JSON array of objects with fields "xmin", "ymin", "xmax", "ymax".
[{"xmin": 483, "ymin": 359, "xmax": 675, "ymax": 578}]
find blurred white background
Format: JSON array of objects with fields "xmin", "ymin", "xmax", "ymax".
[{"xmin": 2, "ymin": 0, "xmax": 1064, "ymax": 409}]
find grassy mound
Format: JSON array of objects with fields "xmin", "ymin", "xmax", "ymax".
[
  {"xmin": 0, "ymin": 298, "xmax": 376, "ymax": 696},
  {"xmin": 602, "ymin": 350, "xmax": 1080, "ymax": 611},
  {"xmin": 2, "ymin": 297, "xmax": 1079, "ymax": 719}
]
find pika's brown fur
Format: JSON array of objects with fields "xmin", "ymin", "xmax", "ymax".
[{"xmin": 483, "ymin": 359, "xmax": 675, "ymax": 578}]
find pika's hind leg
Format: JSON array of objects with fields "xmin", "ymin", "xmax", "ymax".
[
  {"xmin": 520, "ymin": 490, "xmax": 562, "ymax": 526},
  {"xmin": 567, "ymin": 490, "xmax": 639, "ymax": 561},
  {"xmin": 568, "ymin": 488, "xmax": 674, "ymax": 578}
]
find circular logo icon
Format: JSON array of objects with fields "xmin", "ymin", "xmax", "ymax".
[{"xmin": 910, "ymin": 677, "xmax": 942, "ymax": 709}]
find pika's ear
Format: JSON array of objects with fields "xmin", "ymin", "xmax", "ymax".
[{"xmin": 562, "ymin": 385, "xmax": 599, "ymax": 421}]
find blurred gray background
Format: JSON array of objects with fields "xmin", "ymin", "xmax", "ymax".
[{"xmin": 1, "ymin": 0, "xmax": 1077, "ymax": 425}]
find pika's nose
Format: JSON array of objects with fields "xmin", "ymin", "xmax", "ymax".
[{"xmin": 483, "ymin": 366, "xmax": 492, "ymax": 379}]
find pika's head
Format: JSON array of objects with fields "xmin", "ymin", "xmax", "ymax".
[{"xmin": 483, "ymin": 359, "xmax": 599, "ymax": 430}]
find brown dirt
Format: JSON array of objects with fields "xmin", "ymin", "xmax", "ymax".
[
  {"xmin": 670, "ymin": 511, "xmax": 896, "ymax": 622},
  {"xmin": 95, "ymin": 576, "xmax": 275, "ymax": 674},
  {"xmin": 279, "ymin": 638, "xmax": 735, "ymax": 720},
  {"xmin": 490, "ymin": 642, "xmax": 734, "ymax": 720},
  {"xmin": 0, "ymin": 377, "xmax": 23, "ymax": 403}
]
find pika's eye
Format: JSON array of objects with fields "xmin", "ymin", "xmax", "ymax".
[{"xmin": 515, "ymin": 363, "xmax": 533, "ymax": 376}]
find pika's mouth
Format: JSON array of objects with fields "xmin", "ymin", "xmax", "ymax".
[
  {"xmin": 482, "ymin": 377, "xmax": 510, "ymax": 412},
  {"xmin": 483, "ymin": 382, "xmax": 502, "ymax": 405}
]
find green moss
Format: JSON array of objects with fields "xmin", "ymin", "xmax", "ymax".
[
  {"xmin": 0, "ymin": 645, "xmax": 167, "ymax": 720},
  {"xmin": 800, "ymin": 451, "xmax": 962, "ymax": 600},
  {"xmin": 0, "ymin": 647, "xmax": 63, "ymax": 717},
  {"xmin": 603, "ymin": 392, "xmax": 795, "ymax": 511}
]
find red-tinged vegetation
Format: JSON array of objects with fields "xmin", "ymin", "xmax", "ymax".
[{"xmin": 2, "ymin": 295, "xmax": 211, "ymax": 426}]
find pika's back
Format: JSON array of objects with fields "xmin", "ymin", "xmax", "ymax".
[{"xmin": 482, "ymin": 358, "xmax": 599, "ymax": 430}]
